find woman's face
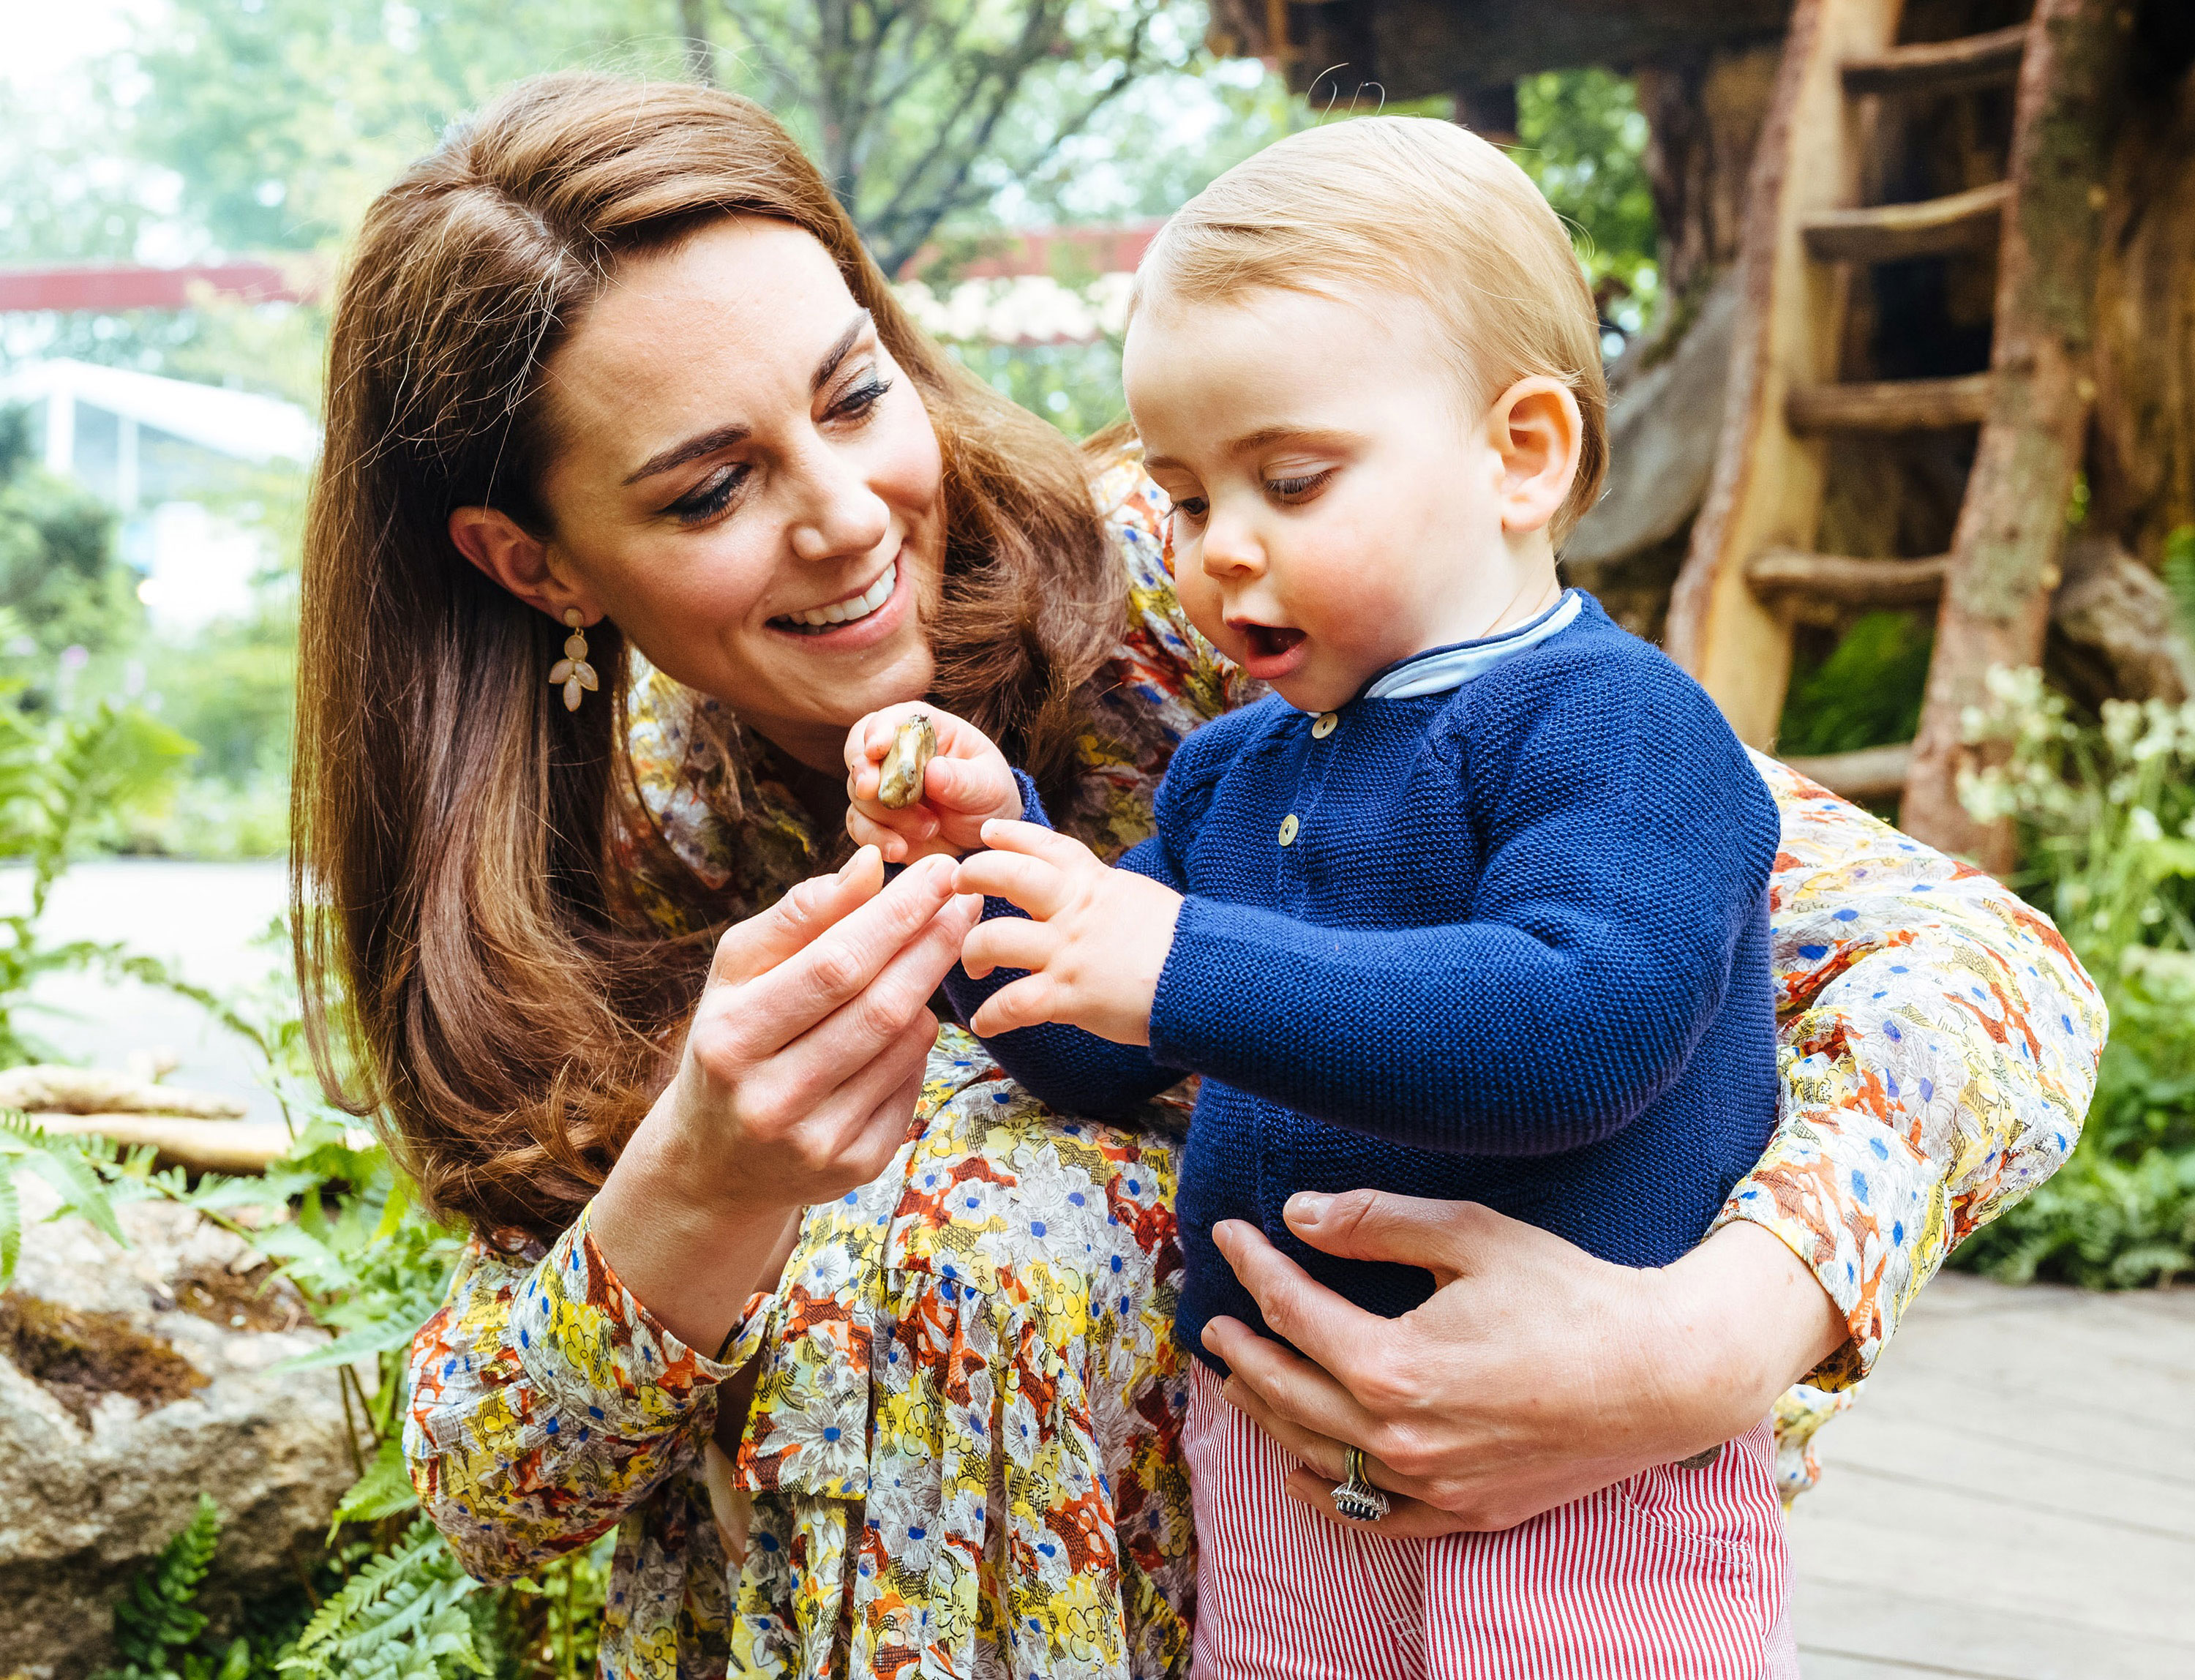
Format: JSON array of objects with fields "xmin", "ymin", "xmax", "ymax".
[{"xmin": 523, "ymin": 217, "xmax": 946, "ymax": 771}]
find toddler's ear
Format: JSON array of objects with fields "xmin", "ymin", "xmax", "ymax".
[{"xmin": 1487, "ymin": 376, "xmax": 1583, "ymax": 538}]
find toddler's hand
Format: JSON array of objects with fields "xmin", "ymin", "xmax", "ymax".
[
  {"xmin": 844, "ymin": 703, "xmax": 1024, "ymax": 862},
  {"xmin": 955, "ymin": 821, "xmax": 1183, "ymax": 1046}
]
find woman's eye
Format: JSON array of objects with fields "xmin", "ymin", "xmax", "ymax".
[
  {"xmin": 666, "ymin": 465, "xmax": 748, "ymax": 525},
  {"xmin": 1266, "ymin": 470, "xmax": 1333, "ymax": 503},
  {"xmin": 828, "ymin": 375, "xmax": 892, "ymax": 422}
]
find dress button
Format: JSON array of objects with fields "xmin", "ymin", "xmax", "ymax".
[
  {"xmin": 1311, "ymin": 712, "xmax": 1338, "ymax": 739},
  {"xmin": 1277, "ymin": 814, "xmax": 1299, "ymax": 846}
]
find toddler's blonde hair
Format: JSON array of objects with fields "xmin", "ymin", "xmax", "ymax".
[{"xmin": 1134, "ymin": 116, "xmax": 1608, "ymax": 546}]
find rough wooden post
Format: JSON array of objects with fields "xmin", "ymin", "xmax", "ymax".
[{"xmin": 1898, "ymin": 0, "xmax": 2133, "ymax": 871}]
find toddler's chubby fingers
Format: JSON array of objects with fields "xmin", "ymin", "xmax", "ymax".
[
  {"xmin": 845, "ymin": 801, "xmax": 937, "ymax": 863},
  {"xmin": 842, "ymin": 702, "xmax": 935, "ymax": 796},
  {"xmin": 959, "ymin": 915, "xmax": 1055, "ymax": 981},
  {"xmin": 920, "ymin": 754, "xmax": 1018, "ymax": 819},
  {"xmin": 975, "ymin": 819, "xmax": 1099, "ymax": 868},
  {"xmin": 954, "ymin": 847, "xmax": 1071, "ymax": 919},
  {"xmin": 968, "ymin": 972, "xmax": 1062, "ymax": 1038}
]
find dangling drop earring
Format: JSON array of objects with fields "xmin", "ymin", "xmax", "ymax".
[{"xmin": 550, "ymin": 609, "xmax": 599, "ymax": 712}]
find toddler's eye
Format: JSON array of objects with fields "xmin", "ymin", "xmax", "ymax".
[
  {"xmin": 1169, "ymin": 495, "xmax": 1209, "ymax": 522},
  {"xmin": 1266, "ymin": 470, "xmax": 1332, "ymax": 503}
]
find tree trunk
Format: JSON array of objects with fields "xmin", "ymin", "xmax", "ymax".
[
  {"xmin": 679, "ymin": 0, "xmax": 716, "ymax": 85},
  {"xmin": 1899, "ymin": 0, "xmax": 2132, "ymax": 871}
]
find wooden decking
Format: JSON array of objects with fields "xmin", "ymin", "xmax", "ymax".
[{"xmin": 1790, "ymin": 1272, "xmax": 2195, "ymax": 1677}]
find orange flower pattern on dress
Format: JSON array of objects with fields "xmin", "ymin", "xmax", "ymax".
[{"xmin": 405, "ymin": 460, "xmax": 2103, "ymax": 1678}]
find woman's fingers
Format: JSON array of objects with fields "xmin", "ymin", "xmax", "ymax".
[
  {"xmin": 1283, "ymin": 1189, "xmax": 1509, "ymax": 1288},
  {"xmin": 1200, "ymin": 1307, "xmax": 1385, "ymax": 1452},
  {"xmin": 765, "ymin": 888, "xmax": 981, "ymax": 1098},
  {"xmin": 1279, "ymin": 1471, "xmax": 1477, "ymax": 1538},
  {"xmin": 713, "ymin": 855, "xmax": 960, "ymax": 1060},
  {"xmin": 1208, "ymin": 1219, "xmax": 1403, "ymax": 1399},
  {"xmin": 789, "ymin": 1008, "xmax": 942, "ymax": 1193},
  {"xmin": 709, "ymin": 846, "xmax": 884, "ymax": 989}
]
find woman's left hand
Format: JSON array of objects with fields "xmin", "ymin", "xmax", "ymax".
[{"xmin": 1201, "ymin": 1192, "xmax": 1848, "ymax": 1535}]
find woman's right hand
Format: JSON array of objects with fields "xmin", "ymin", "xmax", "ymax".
[{"xmin": 588, "ymin": 845, "xmax": 981, "ymax": 1353}]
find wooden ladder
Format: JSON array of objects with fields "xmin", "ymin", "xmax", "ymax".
[{"xmin": 1665, "ymin": 0, "xmax": 2128, "ymax": 870}]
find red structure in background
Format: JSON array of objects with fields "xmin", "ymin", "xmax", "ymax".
[
  {"xmin": 0, "ymin": 262, "xmax": 316, "ymax": 312},
  {"xmin": 0, "ymin": 225, "xmax": 1166, "ymax": 315}
]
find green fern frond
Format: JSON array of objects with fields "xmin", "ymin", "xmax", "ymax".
[
  {"xmin": 0, "ymin": 1170, "xmax": 18, "ymax": 1286},
  {"xmin": 279, "ymin": 1520, "xmax": 484, "ymax": 1680},
  {"xmin": 104, "ymin": 1493, "xmax": 222, "ymax": 1673},
  {"xmin": 329, "ymin": 1438, "xmax": 422, "ymax": 1535}
]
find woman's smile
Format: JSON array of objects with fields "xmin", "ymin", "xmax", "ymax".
[{"xmin": 768, "ymin": 549, "xmax": 906, "ymax": 638}]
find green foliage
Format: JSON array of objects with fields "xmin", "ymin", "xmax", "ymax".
[
  {"xmin": 279, "ymin": 1520, "xmax": 487, "ymax": 1680},
  {"xmin": 1513, "ymin": 70, "xmax": 1660, "ymax": 337},
  {"xmin": 4, "ymin": 952, "xmax": 613, "ymax": 1678},
  {"xmin": 711, "ymin": 0, "xmax": 1195, "ymax": 273},
  {"xmin": 1955, "ymin": 648, "xmax": 2195, "ymax": 1286},
  {"xmin": 1776, "ymin": 611, "xmax": 1935, "ymax": 760},
  {"xmin": 0, "ymin": 696, "xmax": 196, "ymax": 1063},
  {"xmin": 96, "ymin": 1494, "xmax": 225, "ymax": 1680},
  {"xmin": 0, "ymin": 406, "xmax": 145, "ymax": 661}
]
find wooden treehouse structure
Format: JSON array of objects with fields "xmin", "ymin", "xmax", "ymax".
[{"xmin": 1213, "ymin": 0, "xmax": 2195, "ymax": 871}]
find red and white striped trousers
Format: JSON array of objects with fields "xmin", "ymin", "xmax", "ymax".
[{"xmin": 1184, "ymin": 1362, "xmax": 1797, "ymax": 1679}]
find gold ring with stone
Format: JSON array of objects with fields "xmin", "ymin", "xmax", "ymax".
[{"xmin": 1332, "ymin": 1444, "xmax": 1391, "ymax": 1523}]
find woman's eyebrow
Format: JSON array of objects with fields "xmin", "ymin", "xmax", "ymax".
[
  {"xmin": 623, "ymin": 421, "xmax": 750, "ymax": 485},
  {"xmin": 621, "ymin": 310, "xmax": 874, "ymax": 487},
  {"xmin": 811, "ymin": 310, "xmax": 873, "ymax": 392}
]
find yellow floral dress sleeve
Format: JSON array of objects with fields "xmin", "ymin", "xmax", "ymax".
[
  {"xmin": 406, "ymin": 1031, "xmax": 1193, "ymax": 1680},
  {"xmin": 1719, "ymin": 755, "xmax": 2106, "ymax": 1402},
  {"xmin": 406, "ymin": 1207, "xmax": 776, "ymax": 1670}
]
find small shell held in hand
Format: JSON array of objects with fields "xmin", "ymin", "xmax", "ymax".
[{"xmin": 877, "ymin": 713, "xmax": 937, "ymax": 809}]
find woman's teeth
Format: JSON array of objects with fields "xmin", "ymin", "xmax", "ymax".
[{"xmin": 778, "ymin": 563, "xmax": 896, "ymax": 632}]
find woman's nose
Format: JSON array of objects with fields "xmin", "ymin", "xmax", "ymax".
[{"xmin": 787, "ymin": 445, "xmax": 892, "ymax": 563}]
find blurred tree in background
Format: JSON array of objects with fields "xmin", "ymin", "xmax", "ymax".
[
  {"xmin": 1512, "ymin": 69, "xmax": 1659, "ymax": 340},
  {"xmin": 0, "ymin": 0, "xmax": 1661, "ymax": 863},
  {"xmin": 0, "ymin": 408, "xmax": 143, "ymax": 666},
  {"xmin": 701, "ymin": 0, "xmax": 1182, "ymax": 274}
]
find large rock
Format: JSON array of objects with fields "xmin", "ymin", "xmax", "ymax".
[{"xmin": 0, "ymin": 1180, "xmax": 358, "ymax": 1679}]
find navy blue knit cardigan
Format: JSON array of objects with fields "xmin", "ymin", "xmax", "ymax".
[{"xmin": 945, "ymin": 593, "xmax": 1782, "ymax": 1370}]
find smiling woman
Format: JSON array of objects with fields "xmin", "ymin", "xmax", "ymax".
[{"xmin": 296, "ymin": 83, "xmax": 1122, "ymax": 1238}]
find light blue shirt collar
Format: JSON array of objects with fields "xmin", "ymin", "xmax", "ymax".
[{"xmin": 1359, "ymin": 590, "xmax": 1585, "ymax": 702}]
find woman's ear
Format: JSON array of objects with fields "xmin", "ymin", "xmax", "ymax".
[
  {"xmin": 1485, "ymin": 376, "xmax": 1583, "ymax": 539},
  {"xmin": 449, "ymin": 506, "xmax": 602, "ymax": 623}
]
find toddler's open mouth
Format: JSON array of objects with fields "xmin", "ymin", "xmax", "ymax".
[
  {"xmin": 1234, "ymin": 622, "xmax": 1309, "ymax": 681},
  {"xmin": 1240, "ymin": 623, "xmax": 1304, "ymax": 660}
]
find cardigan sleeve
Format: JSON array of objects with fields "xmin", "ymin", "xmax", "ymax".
[
  {"xmin": 1714, "ymin": 754, "xmax": 2106, "ymax": 1389},
  {"xmin": 1146, "ymin": 651, "xmax": 1783, "ymax": 1155}
]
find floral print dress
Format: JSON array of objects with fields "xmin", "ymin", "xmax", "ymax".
[{"xmin": 405, "ymin": 461, "xmax": 2106, "ymax": 1680}]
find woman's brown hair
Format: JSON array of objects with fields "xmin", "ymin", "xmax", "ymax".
[{"xmin": 296, "ymin": 72, "xmax": 1121, "ymax": 1241}]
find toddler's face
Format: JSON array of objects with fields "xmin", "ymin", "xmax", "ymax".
[{"xmin": 1124, "ymin": 286, "xmax": 1543, "ymax": 713}]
